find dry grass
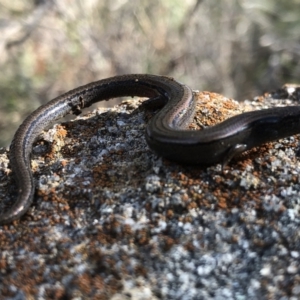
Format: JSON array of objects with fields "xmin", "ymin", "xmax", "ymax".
[{"xmin": 1, "ymin": 0, "xmax": 300, "ymax": 146}]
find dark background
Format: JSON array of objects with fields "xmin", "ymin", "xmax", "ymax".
[{"xmin": 1, "ymin": 0, "xmax": 300, "ymax": 146}]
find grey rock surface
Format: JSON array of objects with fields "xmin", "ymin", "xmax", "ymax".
[{"xmin": 0, "ymin": 88, "xmax": 300, "ymax": 299}]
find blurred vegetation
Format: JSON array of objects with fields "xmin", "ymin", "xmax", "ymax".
[{"xmin": 1, "ymin": 0, "xmax": 300, "ymax": 147}]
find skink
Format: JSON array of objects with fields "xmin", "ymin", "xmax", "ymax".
[{"xmin": 1, "ymin": 74, "xmax": 300, "ymax": 224}]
